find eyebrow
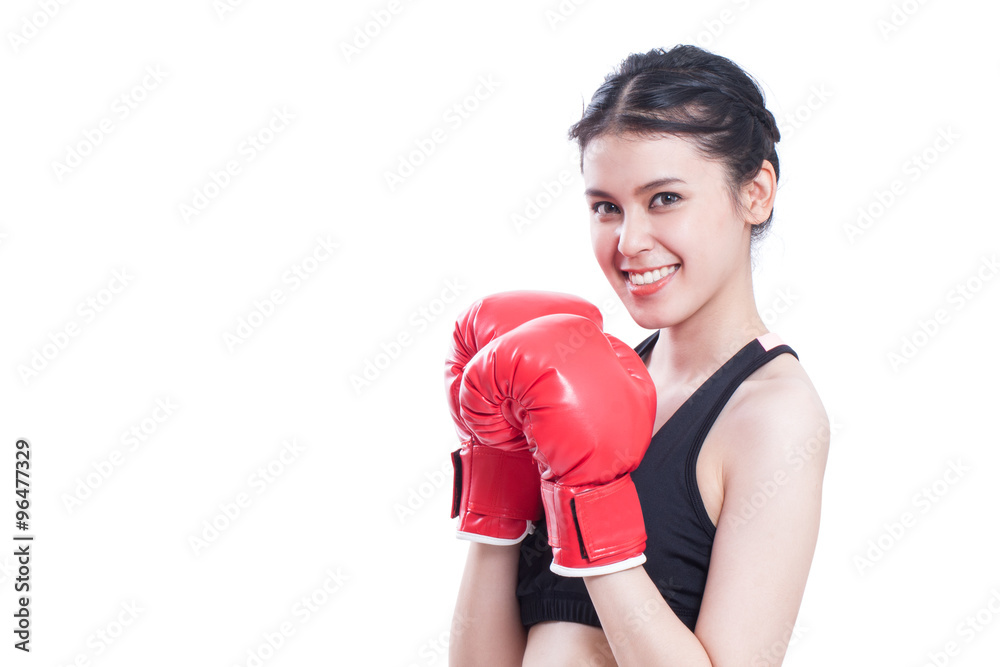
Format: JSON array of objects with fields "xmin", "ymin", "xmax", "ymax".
[{"xmin": 585, "ymin": 177, "xmax": 686, "ymax": 199}]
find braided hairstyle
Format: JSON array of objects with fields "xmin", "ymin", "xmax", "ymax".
[{"xmin": 569, "ymin": 45, "xmax": 781, "ymax": 240}]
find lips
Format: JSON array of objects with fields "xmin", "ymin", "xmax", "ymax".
[{"xmin": 623, "ymin": 264, "xmax": 680, "ymax": 286}]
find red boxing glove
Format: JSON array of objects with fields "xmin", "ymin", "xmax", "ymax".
[
  {"xmin": 445, "ymin": 291, "xmax": 603, "ymax": 544},
  {"xmin": 459, "ymin": 314, "xmax": 656, "ymax": 575}
]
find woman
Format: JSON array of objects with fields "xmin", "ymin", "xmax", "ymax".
[{"xmin": 449, "ymin": 44, "xmax": 829, "ymax": 666}]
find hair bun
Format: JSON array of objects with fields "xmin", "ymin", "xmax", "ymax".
[
  {"xmin": 722, "ymin": 90, "xmax": 779, "ymax": 143},
  {"xmin": 751, "ymin": 105, "xmax": 780, "ymax": 143}
]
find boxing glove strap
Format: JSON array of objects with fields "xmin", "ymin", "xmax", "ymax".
[
  {"xmin": 450, "ymin": 449, "xmax": 463, "ymax": 519},
  {"xmin": 451, "ymin": 443, "xmax": 543, "ymax": 521},
  {"xmin": 541, "ymin": 475, "xmax": 647, "ymax": 576}
]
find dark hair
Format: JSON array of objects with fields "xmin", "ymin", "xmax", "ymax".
[{"xmin": 568, "ymin": 44, "xmax": 781, "ymax": 239}]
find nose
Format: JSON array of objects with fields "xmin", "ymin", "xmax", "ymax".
[{"xmin": 617, "ymin": 208, "xmax": 655, "ymax": 257}]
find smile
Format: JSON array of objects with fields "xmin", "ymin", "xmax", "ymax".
[{"xmin": 624, "ymin": 264, "xmax": 679, "ymax": 286}]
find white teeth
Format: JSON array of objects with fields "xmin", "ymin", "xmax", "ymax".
[{"xmin": 627, "ymin": 265, "xmax": 678, "ymax": 285}]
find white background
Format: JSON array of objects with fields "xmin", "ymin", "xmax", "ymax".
[{"xmin": 1, "ymin": 0, "xmax": 998, "ymax": 665}]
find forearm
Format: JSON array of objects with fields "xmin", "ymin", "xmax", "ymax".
[
  {"xmin": 585, "ymin": 566, "xmax": 712, "ymax": 667},
  {"xmin": 450, "ymin": 542, "xmax": 526, "ymax": 667}
]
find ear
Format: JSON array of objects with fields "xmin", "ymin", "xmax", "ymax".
[{"xmin": 742, "ymin": 160, "xmax": 777, "ymax": 226}]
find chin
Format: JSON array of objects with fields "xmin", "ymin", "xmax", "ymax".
[
  {"xmin": 632, "ymin": 309, "xmax": 687, "ymax": 331},
  {"xmin": 608, "ymin": 279, "xmax": 687, "ymax": 331},
  {"xmin": 615, "ymin": 293, "xmax": 683, "ymax": 331}
]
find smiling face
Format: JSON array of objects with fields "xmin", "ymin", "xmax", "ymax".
[{"xmin": 584, "ymin": 132, "xmax": 758, "ymax": 331}]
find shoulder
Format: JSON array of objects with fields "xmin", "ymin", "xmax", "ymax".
[
  {"xmin": 695, "ymin": 349, "xmax": 830, "ymax": 661},
  {"xmin": 716, "ymin": 349, "xmax": 830, "ymax": 484}
]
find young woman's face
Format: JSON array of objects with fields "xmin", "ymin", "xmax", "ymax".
[{"xmin": 584, "ymin": 132, "xmax": 754, "ymax": 331}]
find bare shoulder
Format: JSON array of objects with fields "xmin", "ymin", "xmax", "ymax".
[
  {"xmin": 695, "ymin": 351, "xmax": 831, "ymax": 662},
  {"xmin": 715, "ymin": 351, "xmax": 830, "ymax": 480}
]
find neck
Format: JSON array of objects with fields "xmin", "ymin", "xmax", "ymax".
[{"xmin": 647, "ymin": 262, "xmax": 766, "ymax": 392}]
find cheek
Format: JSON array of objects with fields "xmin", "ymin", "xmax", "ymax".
[
  {"xmin": 678, "ymin": 204, "xmax": 739, "ymax": 261},
  {"xmin": 590, "ymin": 224, "xmax": 616, "ymax": 264},
  {"xmin": 680, "ymin": 227, "xmax": 744, "ymax": 287}
]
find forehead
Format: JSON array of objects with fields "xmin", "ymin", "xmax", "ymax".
[{"xmin": 581, "ymin": 133, "xmax": 724, "ymax": 191}]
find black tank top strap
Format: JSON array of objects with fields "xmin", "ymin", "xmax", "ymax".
[{"xmin": 679, "ymin": 332, "xmax": 798, "ymax": 536}]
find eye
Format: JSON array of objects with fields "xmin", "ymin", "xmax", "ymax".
[
  {"xmin": 591, "ymin": 201, "xmax": 621, "ymax": 216},
  {"xmin": 651, "ymin": 192, "xmax": 681, "ymax": 207}
]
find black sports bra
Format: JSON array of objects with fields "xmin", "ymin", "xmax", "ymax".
[{"xmin": 516, "ymin": 330, "xmax": 798, "ymax": 630}]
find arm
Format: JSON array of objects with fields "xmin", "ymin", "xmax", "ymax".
[
  {"xmin": 450, "ymin": 542, "xmax": 526, "ymax": 667},
  {"xmin": 584, "ymin": 377, "xmax": 830, "ymax": 666},
  {"xmin": 445, "ymin": 292, "xmax": 605, "ymax": 665},
  {"xmin": 585, "ymin": 566, "xmax": 711, "ymax": 665}
]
